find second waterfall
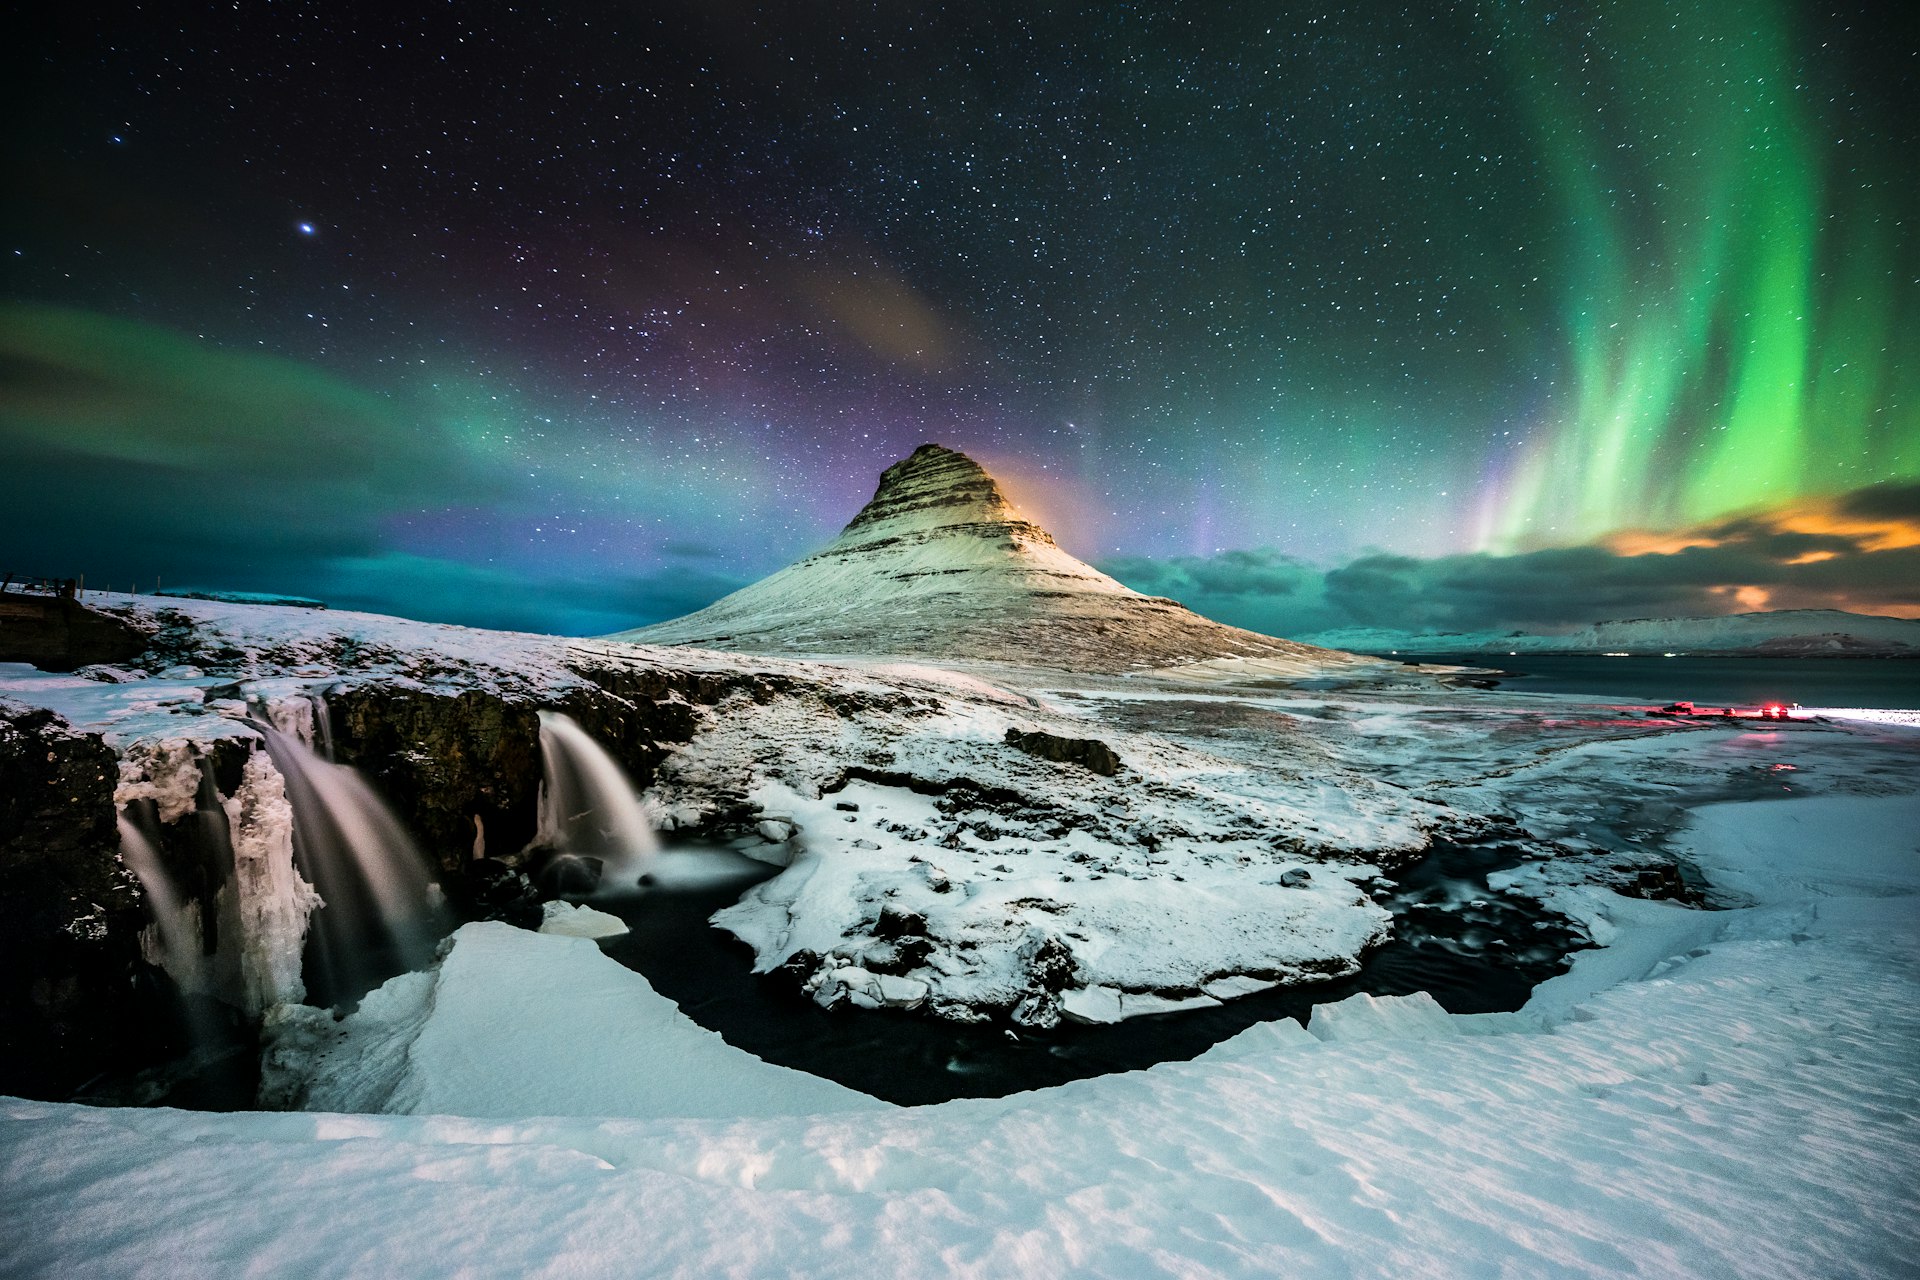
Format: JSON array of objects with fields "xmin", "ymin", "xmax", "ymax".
[{"xmin": 532, "ymin": 711, "xmax": 658, "ymax": 893}]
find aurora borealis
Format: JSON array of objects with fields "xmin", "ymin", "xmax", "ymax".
[{"xmin": 3, "ymin": 0, "xmax": 1914, "ymax": 635}]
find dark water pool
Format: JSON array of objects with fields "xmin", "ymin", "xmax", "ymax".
[
  {"xmin": 94, "ymin": 838, "xmax": 1595, "ymax": 1111},
  {"xmin": 593, "ymin": 838, "xmax": 1591, "ymax": 1105}
]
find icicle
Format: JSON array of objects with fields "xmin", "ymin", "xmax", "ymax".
[{"xmin": 115, "ymin": 739, "xmax": 206, "ymax": 824}]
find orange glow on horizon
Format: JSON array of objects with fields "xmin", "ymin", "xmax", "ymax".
[
  {"xmin": 1769, "ymin": 508, "xmax": 1920, "ymax": 552},
  {"xmin": 1604, "ymin": 529, "xmax": 1724, "ymax": 556}
]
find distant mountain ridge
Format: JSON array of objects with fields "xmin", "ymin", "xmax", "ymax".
[
  {"xmin": 615, "ymin": 444, "xmax": 1373, "ymax": 673},
  {"xmin": 1301, "ymin": 609, "xmax": 1920, "ymax": 657}
]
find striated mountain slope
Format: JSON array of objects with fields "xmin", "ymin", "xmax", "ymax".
[{"xmin": 616, "ymin": 444, "xmax": 1372, "ymax": 673}]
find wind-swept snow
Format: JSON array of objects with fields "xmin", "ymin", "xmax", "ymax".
[
  {"xmin": 259, "ymin": 922, "xmax": 878, "ymax": 1118},
  {"xmin": 5, "ymin": 784, "xmax": 1917, "ymax": 1277}
]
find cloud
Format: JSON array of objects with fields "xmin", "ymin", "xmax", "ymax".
[
  {"xmin": 1836, "ymin": 480, "xmax": 1920, "ymax": 523},
  {"xmin": 1102, "ymin": 482, "xmax": 1920, "ymax": 636}
]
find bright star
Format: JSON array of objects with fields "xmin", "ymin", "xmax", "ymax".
[{"xmin": 297, "ymin": 222, "xmax": 316, "ymax": 235}]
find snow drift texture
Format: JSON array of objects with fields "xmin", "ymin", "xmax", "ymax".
[{"xmin": 6, "ymin": 787, "xmax": 1917, "ymax": 1277}]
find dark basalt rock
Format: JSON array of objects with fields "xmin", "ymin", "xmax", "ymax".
[
  {"xmin": 328, "ymin": 688, "xmax": 544, "ymax": 875},
  {"xmin": 875, "ymin": 905, "xmax": 929, "ymax": 938},
  {"xmin": 766, "ymin": 948, "xmax": 825, "ymax": 997},
  {"xmin": 1614, "ymin": 862, "xmax": 1705, "ymax": 905},
  {"xmin": 0, "ymin": 704, "xmax": 148, "ymax": 1098},
  {"xmin": 1004, "ymin": 727, "xmax": 1122, "ymax": 776},
  {"xmin": 322, "ymin": 667, "xmax": 715, "ymax": 876},
  {"xmin": 532, "ymin": 851, "xmax": 604, "ymax": 897},
  {"xmin": 0, "ymin": 596, "xmax": 147, "ymax": 672},
  {"xmin": 864, "ymin": 936, "xmax": 933, "ymax": 975},
  {"xmin": 459, "ymin": 858, "xmax": 543, "ymax": 929}
]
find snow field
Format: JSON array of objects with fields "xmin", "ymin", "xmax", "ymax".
[{"xmin": 5, "ymin": 791, "xmax": 1917, "ymax": 1277}]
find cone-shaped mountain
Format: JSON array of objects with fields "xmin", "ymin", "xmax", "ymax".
[{"xmin": 614, "ymin": 444, "xmax": 1362, "ymax": 673}]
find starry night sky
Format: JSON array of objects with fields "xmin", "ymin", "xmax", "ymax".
[{"xmin": 4, "ymin": 0, "xmax": 1916, "ymax": 636}]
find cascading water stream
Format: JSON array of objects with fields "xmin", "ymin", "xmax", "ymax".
[
  {"xmin": 256, "ymin": 726, "xmax": 445, "ymax": 1007},
  {"xmin": 116, "ymin": 816, "xmax": 206, "ymax": 995},
  {"xmin": 308, "ymin": 692, "xmax": 335, "ymax": 761},
  {"xmin": 533, "ymin": 711, "xmax": 659, "ymax": 891}
]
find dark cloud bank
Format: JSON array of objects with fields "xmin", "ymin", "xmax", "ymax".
[{"xmin": 1101, "ymin": 487, "xmax": 1920, "ymax": 638}]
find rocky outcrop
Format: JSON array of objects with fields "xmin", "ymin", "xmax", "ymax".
[
  {"xmin": 322, "ymin": 660, "xmax": 804, "ymax": 875},
  {"xmin": 0, "ymin": 705, "xmax": 144, "ymax": 1098},
  {"xmin": 328, "ymin": 688, "xmax": 546, "ymax": 872},
  {"xmin": 0, "ymin": 595, "xmax": 147, "ymax": 671},
  {"xmin": 1004, "ymin": 728, "xmax": 1121, "ymax": 775},
  {"xmin": 616, "ymin": 444, "xmax": 1377, "ymax": 674}
]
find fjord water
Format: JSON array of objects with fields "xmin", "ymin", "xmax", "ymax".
[{"xmin": 1428, "ymin": 655, "xmax": 1920, "ymax": 709}]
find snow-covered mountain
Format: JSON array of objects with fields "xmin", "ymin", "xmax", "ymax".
[
  {"xmin": 617, "ymin": 444, "xmax": 1371, "ymax": 673},
  {"xmin": 1301, "ymin": 609, "xmax": 1920, "ymax": 657}
]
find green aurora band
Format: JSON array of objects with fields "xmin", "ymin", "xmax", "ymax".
[{"xmin": 1485, "ymin": 0, "xmax": 1916, "ymax": 550}]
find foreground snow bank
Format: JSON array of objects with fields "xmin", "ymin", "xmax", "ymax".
[
  {"xmin": 260, "ymin": 922, "xmax": 879, "ymax": 1119},
  {"xmin": 4, "ymin": 789, "xmax": 1916, "ymax": 1276}
]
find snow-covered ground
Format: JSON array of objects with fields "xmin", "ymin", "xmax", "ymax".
[
  {"xmin": 4, "ymin": 776, "xmax": 1915, "ymax": 1276},
  {"xmin": 4, "ymin": 596, "xmax": 1456, "ymax": 1027},
  {"xmin": 257, "ymin": 922, "xmax": 878, "ymax": 1118},
  {"xmin": 6, "ymin": 592, "xmax": 1919, "ymax": 1274},
  {"xmin": 1805, "ymin": 707, "xmax": 1920, "ymax": 729}
]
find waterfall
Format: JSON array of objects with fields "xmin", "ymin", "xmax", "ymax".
[
  {"xmin": 257, "ymin": 727, "xmax": 444, "ymax": 1007},
  {"xmin": 117, "ymin": 816, "xmax": 206, "ymax": 995},
  {"xmin": 308, "ymin": 693, "xmax": 335, "ymax": 761},
  {"xmin": 534, "ymin": 711, "xmax": 658, "ymax": 889},
  {"xmin": 254, "ymin": 688, "xmax": 335, "ymax": 760}
]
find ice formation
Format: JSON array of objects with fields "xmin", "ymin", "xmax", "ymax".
[{"xmin": 215, "ymin": 746, "xmax": 321, "ymax": 1013}]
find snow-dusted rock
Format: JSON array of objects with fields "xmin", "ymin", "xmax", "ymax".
[{"xmin": 537, "ymin": 900, "xmax": 629, "ymax": 939}]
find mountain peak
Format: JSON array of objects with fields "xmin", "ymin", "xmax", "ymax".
[
  {"xmin": 614, "ymin": 445, "xmax": 1362, "ymax": 674},
  {"xmin": 841, "ymin": 443, "xmax": 1016, "ymax": 538}
]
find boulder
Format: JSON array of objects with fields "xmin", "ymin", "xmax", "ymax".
[{"xmin": 1004, "ymin": 727, "xmax": 1121, "ymax": 776}]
